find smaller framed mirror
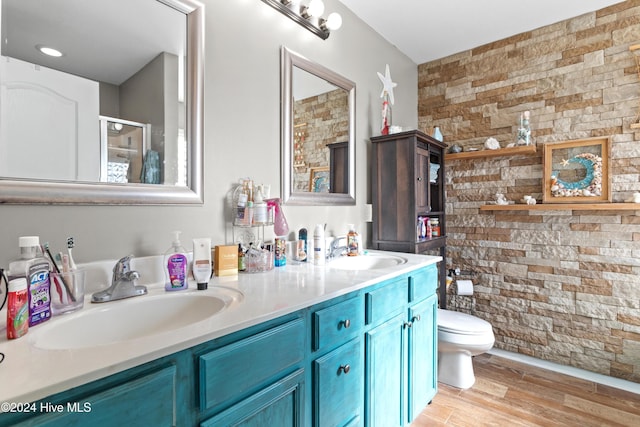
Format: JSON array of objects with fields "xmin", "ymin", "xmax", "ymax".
[
  {"xmin": 543, "ymin": 136, "xmax": 611, "ymax": 203},
  {"xmin": 280, "ymin": 46, "xmax": 355, "ymax": 205}
]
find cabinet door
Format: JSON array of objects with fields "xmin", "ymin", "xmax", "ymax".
[
  {"xmin": 202, "ymin": 370, "xmax": 304, "ymax": 427},
  {"xmin": 365, "ymin": 313, "xmax": 405, "ymax": 427},
  {"xmin": 416, "ymin": 147, "xmax": 430, "ymax": 213},
  {"xmin": 314, "ymin": 338, "xmax": 364, "ymax": 427},
  {"xmin": 14, "ymin": 366, "xmax": 177, "ymax": 427},
  {"xmin": 407, "ymin": 295, "xmax": 438, "ymax": 422}
]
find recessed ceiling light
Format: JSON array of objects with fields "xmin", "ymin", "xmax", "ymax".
[{"xmin": 36, "ymin": 45, "xmax": 63, "ymax": 57}]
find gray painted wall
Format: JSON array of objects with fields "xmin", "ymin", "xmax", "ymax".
[{"xmin": 0, "ymin": 0, "xmax": 417, "ymax": 266}]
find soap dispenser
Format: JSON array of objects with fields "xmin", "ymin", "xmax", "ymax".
[
  {"xmin": 164, "ymin": 231, "xmax": 188, "ymax": 291},
  {"xmin": 347, "ymin": 224, "xmax": 360, "ymax": 256}
]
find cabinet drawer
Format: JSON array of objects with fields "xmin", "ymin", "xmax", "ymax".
[
  {"xmin": 365, "ymin": 278, "xmax": 407, "ymax": 325},
  {"xmin": 314, "ymin": 338, "xmax": 364, "ymax": 427},
  {"xmin": 199, "ymin": 318, "xmax": 305, "ymax": 412},
  {"xmin": 312, "ymin": 296, "xmax": 363, "ymax": 351},
  {"xmin": 409, "ymin": 265, "xmax": 437, "ymax": 303}
]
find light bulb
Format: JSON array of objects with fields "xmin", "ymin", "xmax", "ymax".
[
  {"xmin": 307, "ymin": 0, "xmax": 325, "ymax": 17},
  {"xmin": 325, "ymin": 12, "xmax": 342, "ymax": 31}
]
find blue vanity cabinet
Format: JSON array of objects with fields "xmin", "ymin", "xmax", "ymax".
[
  {"xmin": 0, "ymin": 263, "xmax": 438, "ymax": 427},
  {"xmin": 311, "ymin": 296, "xmax": 365, "ymax": 427},
  {"xmin": 364, "ymin": 264, "xmax": 438, "ymax": 427}
]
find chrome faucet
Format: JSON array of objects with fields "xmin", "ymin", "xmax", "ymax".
[
  {"xmin": 91, "ymin": 255, "xmax": 147, "ymax": 303},
  {"xmin": 329, "ymin": 236, "xmax": 348, "ymax": 259}
]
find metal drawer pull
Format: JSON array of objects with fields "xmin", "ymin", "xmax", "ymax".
[
  {"xmin": 412, "ymin": 315, "xmax": 421, "ymax": 323},
  {"xmin": 404, "ymin": 321, "xmax": 412, "ymax": 328},
  {"xmin": 339, "ymin": 364, "xmax": 350, "ymax": 374},
  {"xmin": 340, "ymin": 319, "xmax": 351, "ymax": 328}
]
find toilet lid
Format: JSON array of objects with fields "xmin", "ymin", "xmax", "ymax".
[{"xmin": 437, "ymin": 309, "xmax": 493, "ymax": 335}]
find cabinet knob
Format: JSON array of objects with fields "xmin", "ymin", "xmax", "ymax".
[
  {"xmin": 417, "ymin": 177, "xmax": 423, "ymax": 181},
  {"xmin": 403, "ymin": 321, "xmax": 413, "ymax": 329},
  {"xmin": 339, "ymin": 364, "xmax": 351, "ymax": 374},
  {"xmin": 412, "ymin": 315, "xmax": 421, "ymax": 323},
  {"xmin": 341, "ymin": 319, "xmax": 351, "ymax": 329}
]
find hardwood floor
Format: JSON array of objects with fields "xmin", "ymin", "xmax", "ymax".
[{"xmin": 412, "ymin": 353, "xmax": 640, "ymax": 427}]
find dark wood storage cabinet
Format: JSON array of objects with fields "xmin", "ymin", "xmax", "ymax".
[{"xmin": 371, "ymin": 129, "xmax": 447, "ymax": 307}]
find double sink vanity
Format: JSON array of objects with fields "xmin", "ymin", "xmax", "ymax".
[{"xmin": 0, "ymin": 251, "xmax": 440, "ymax": 426}]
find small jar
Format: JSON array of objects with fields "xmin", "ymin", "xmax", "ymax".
[{"xmin": 431, "ymin": 218, "xmax": 440, "ymax": 237}]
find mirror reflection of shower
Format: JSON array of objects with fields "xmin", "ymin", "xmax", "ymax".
[{"xmin": 99, "ymin": 116, "xmax": 150, "ymax": 184}]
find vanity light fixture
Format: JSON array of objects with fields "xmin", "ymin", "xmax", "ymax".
[
  {"xmin": 36, "ymin": 45, "xmax": 63, "ymax": 57},
  {"xmin": 261, "ymin": 0, "xmax": 342, "ymax": 40}
]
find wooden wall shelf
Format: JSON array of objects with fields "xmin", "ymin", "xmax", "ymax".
[
  {"xmin": 446, "ymin": 145, "xmax": 536, "ymax": 160},
  {"xmin": 480, "ymin": 203, "xmax": 640, "ymax": 211}
]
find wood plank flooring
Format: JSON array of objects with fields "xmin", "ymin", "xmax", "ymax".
[{"xmin": 412, "ymin": 353, "xmax": 640, "ymax": 427}]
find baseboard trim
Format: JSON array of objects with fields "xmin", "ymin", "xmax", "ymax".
[{"xmin": 488, "ymin": 349, "xmax": 640, "ymax": 395}]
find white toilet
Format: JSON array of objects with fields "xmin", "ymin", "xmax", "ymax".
[{"xmin": 437, "ymin": 308, "xmax": 495, "ymax": 389}]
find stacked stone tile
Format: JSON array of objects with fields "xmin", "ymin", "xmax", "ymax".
[{"xmin": 418, "ymin": 1, "xmax": 640, "ymax": 382}]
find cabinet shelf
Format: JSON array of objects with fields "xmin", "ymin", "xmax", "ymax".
[
  {"xmin": 480, "ymin": 202, "xmax": 640, "ymax": 211},
  {"xmin": 446, "ymin": 145, "xmax": 536, "ymax": 160}
]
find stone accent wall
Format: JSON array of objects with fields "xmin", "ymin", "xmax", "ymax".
[
  {"xmin": 418, "ymin": 1, "xmax": 640, "ymax": 382},
  {"xmin": 292, "ymin": 89, "xmax": 349, "ymax": 192}
]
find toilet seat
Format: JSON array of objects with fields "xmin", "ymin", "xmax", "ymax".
[{"xmin": 438, "ymin": 309, "xmax": 492, "ymax": 335}]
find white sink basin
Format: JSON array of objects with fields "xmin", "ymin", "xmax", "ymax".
[
  {"xmin": 329, "ymin": 253, "xmax": 407, "ymax": 271},
  {"xmin": 30, "ymin": 289, "xmax": 241, "ymax": 350}
]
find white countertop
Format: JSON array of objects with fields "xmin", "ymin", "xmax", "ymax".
[{"xmin": 0, "ymin": 250, "xmax": 440, "ymax": 405}]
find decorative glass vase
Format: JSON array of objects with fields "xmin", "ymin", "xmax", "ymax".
[{"xmin": 432, "ymin": 126, "xmax": 443, "ymax": 142}]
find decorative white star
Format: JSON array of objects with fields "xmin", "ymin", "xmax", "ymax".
[{"xmin": 377, "ymin": 64, "xmax": 397, "ymax": 105}]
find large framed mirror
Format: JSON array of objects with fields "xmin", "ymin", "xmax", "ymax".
[
  {"xmin": 280, "ymin": 46, "xmax": 355, "ymax": 205},
  {"xmin": 0, "ymin": 0, "xmax": 203, "ymax": 204}
]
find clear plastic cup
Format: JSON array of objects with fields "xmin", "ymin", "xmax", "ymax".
[{"xmin": 50, "ymin": 270, "xmax": 85, "ymax": 315}]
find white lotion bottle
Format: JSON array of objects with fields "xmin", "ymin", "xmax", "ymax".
[
  {"xmin": 253, "ymin": 186, "xmax": 268, "ymax": 225},
  {"xmin": 192, "ymin": 238, "xmax": 212, "ymax": 290},
  {"xmin": 313, "ymin": 224, "xmax": 325, "ymax": 266}
]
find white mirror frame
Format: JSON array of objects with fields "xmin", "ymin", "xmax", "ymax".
[
  {"xmin": 280, "ymin": 46, "xmax": 356, "ymax": 206},
  {"xmin": 0, "ymin": 0, "xmax": 204, "ymax": 205}
]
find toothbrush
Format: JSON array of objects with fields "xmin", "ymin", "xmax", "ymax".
[
  {"xmin": 67, "ymin": 237, "xmax": 77, "ymax": 270},
  {"xmin": 43, "ymin": 243, "xmax": 76, "ymax": 302},
  {"xmin": 44, "ymin": 246, "xmax": 64, "ymax": 303},
  {"xmin": 62, "ymin": 253, "xmax": 74, "ymax": 303}
]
